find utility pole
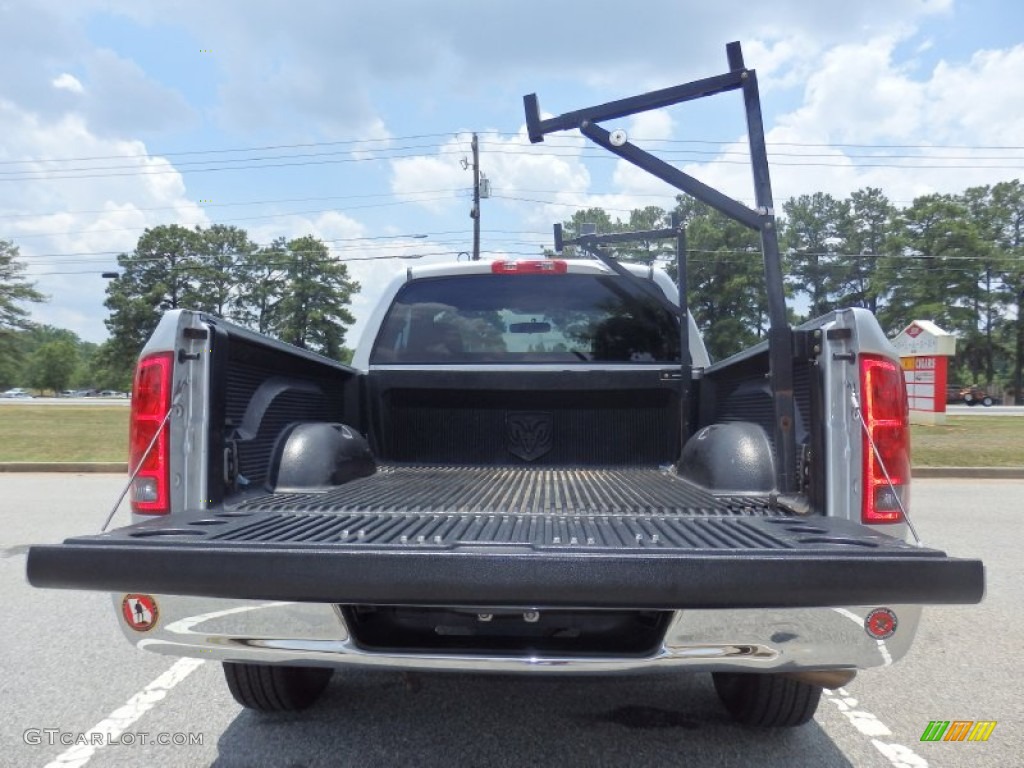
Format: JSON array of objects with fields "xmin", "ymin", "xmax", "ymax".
[{"xmin": 471, "ymin": 132, "xmax": 480, "ymax": 261}]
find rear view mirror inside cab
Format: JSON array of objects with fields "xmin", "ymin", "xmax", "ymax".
[{"xmin": 509, "ymin": 321, "xmax": 552, "ymax": 334}]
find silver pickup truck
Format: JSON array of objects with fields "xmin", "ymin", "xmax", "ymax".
[{"xmin": 27, "ymin": 43, "xmax": 983, "ymax": 728}]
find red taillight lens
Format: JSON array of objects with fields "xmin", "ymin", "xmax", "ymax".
[
  {"xmin": 129, "ymin": 352, "xmax": 173, "ymax": 514},
  {"xmin": 491, "ymin": 259, "xmax": 567, "ymax": 274},
  {"xmin": 859, "ymin": 355, "xmax": 910, "ymax": 524}
]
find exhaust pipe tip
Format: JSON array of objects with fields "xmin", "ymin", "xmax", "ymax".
[{"xmin": 783, "ymin": 669, "xmax": 857, "ymax": 690}]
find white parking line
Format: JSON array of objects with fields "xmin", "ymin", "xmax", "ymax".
[
  {"xmin": 824, "ymin": 688, "xmax": 929, "ymax": 767},
  {"xmin": 42, "ymin": 658, "xmax": 204, "ymax": 768},
  {"xmin": 825, "ymin": 608, "xmax": 924, "ymax": 766}
]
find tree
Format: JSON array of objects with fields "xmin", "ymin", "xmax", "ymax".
[
  {"xmin": 877, "ymin": 194, "xmax": 984, "ymax": 340},
  {"xmin": 673, "ymin": 197, "xmax": 771, "ymax": 359},
  {"xmin": 88, "ymin": 340, "xmax": 133, "ymax": 392},
  {"xmin": 557, "ymin": 206, "xmax": 675, "ymax": 264},
  {"xmin": 104, "ymin": 224, "xmax": 204, "ymax": 373},
  {"xmin": 71, "ymin": 340, "xmax": 99, "ymax": 389},
  {"xmin": 958, "ymin": 184, "xmax": 1016, "ymax": 387},
  {"xmin": 0, "ymin": 240, "xmax": 46, "ymax": 386},
  {"xmin": 28, "ymin": 339, "xmax": 78, "ymax": 394},
  {"xmin": 270, "ymin": 235, "xmax": 359, "ymax": 359},
  {"xmin": 840, "ymin": 188, "xmax": 897, "ymax": 313},
  {"xmin": 560, "ymin": 207, "xmax": 620, "ymax": 244},
  {"xmin": 191, "ymin": 224, "xmax": 258, "ymax": 319},
  {"xmin": 235, "ymin": 237, "xmax": 288, "ymax": 334},
  {"xmin": 987, "ymin": 180, "xmax": 1024, "ymax": 401},
  {"xmin": 782, "ymin": 192, "xmax": 850, "ymax": 317},
  {"xmin": 622, "ymin": 206, "xmax": 675, "ymax": 263}
]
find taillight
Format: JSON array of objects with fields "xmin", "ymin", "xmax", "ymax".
[
  {"xmin": 129, "ymin": 352, "xmax": 173, "ymax": 514},
  {"xmin": 859, "ymin": 355, "xmax": 910, "ymax": 524},
  {"xmin": 491, "ymin": 259, "xmax": 567, "ymax": 274}
]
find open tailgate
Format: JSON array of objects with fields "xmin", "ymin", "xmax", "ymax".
[{"xmin": 27, "ymin": 503, "xmax": 984, "ymax": 609}]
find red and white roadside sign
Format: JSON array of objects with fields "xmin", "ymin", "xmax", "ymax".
[
  {"xmin": 891, "ymin": 321, "xmax": 956, "ymax": 425},
  {"xmin": 121, "ymin": 594, "xmax": 159, "ymax": 632},
  {"xmin": 902, "ymin": 355, "xmax": 946, "ymax": 411}
]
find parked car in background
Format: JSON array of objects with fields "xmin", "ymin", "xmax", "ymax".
[
  {"xmin": 1, "ymin": 388, "xmax": 33, "ymax": 399},
  {"xmin": 960, "ymin": 386, "xmax": 998, "ymax": 407}
]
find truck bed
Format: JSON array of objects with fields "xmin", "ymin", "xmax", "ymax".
[
  {"xmin": 27, "ymin": 465, "xmax": 985, "ymax": 610},
  {"xmin": 237, "ymin": 465, "xmax": 780, "ymax": 518}
]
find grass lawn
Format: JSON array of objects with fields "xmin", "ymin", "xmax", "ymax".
[
  {"xmin": 0, "ymin": 406, "xmax": 128, "ymax": 462},
  {"xmin": 0, "ymin": 405, "xmax": 1021, "ymax": 467},
  {"xmin": 910, "ymin": 416, "xmax": 1024, "ymax": 467}
]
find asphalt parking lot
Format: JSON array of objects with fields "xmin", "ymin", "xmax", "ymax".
[{"xmin": 1, "ymin": 475, "xmax": 1019, "ymax": 767}]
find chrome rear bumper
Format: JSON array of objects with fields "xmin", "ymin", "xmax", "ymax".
[{"xmin": 117, "ymin": 595, "xmax": 920, "ymax": 674}]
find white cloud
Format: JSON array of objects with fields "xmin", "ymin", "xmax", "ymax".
[
  {"xmin": 80, "ymin": 49, "xmax": 197, "ymax": 136},
  {"xmin": 252, "ymin": 210, "xmax": 365, "ymax": 244},
  {"xmin": 52, "ymin": 73, "xmax": 84, "ymax": 94},
  {"xmin": 0, "ymin": 100, "xmax": 206, "ymax": 342},
  {"xmin": 925, "ymin": 45, "xmax": 1024, "ymax": 146},
  {"xmin": 99, "ymin": 0, "xmax": 954, "ymax": 139},
  {"xmin": 611, "ymin": 111, "xmax": 678, "ymax": 197},
  {"xmin": 389, "ymin": 127, "xmax": 593, "ymax": 220},
  {"xmin": 388, "ymin": 139, "xmax": 470, "ymax": 214},
  {"xmin": 0, "ymin": 4, "xmax": 194, "ymax": 137},
  {"xmin": 2, "ymin": 0, "xmax": 1014, "ymax": 352},
  {"xmin": 676, "ymin": 38, "xmax": 1024, "ymax": 208}
]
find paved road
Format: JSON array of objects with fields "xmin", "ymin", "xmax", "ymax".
[{"xmin": 1, "ymin": 475, "xmax": 1019, "ymax": 767}]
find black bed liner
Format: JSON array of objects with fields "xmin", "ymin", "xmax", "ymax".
[
  {"xmin": 27, "ymin": 465, "xmax": 984, "ymax": 609},
  {"xmin": 237, "ymin": 465, "xmax": 779, "ymax": 517}
]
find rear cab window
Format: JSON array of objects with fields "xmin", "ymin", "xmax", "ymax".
[{"xmin": 370, "ymin": 273, "xmax": 680, "ymax": 364}]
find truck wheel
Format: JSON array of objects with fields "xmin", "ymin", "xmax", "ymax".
[
  {"xmin": 223, "ymin": 662, "xmax": 333, "ymax": 712},
  {"xmin": 982, "ymin": 396, "xmax": 993, "ymax": 407},
  {"xmin": 712, "ymin": 672, "xmax": 822, "ymax": 727}
]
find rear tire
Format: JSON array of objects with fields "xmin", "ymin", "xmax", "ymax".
[
  {"xmin": 223, "ymin": 662, "xmax": 333, "ymax": 712},
  {"xmin": 982, "ymin": 396, "xmax": 993, "ymax": 407},
  {"xmin": 712, "ymin": 672, "xmax": 822, "ymax": 727}
]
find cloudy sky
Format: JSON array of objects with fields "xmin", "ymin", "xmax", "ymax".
[{"xmin": 3, "ymin": 0, "xmax": 1024, "ymax": 348}]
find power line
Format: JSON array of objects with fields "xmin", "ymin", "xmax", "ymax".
[
  {"xmin": 16, "ymin": 230, "xmax": 479, "ymax": 262},
  {"xmin": 0, "ymin": 188, "xmax": 928, "ymax": 224},
  {"xmin": 6, "ymin": 141, "xmax": 1024, "ymax": 183},
  {"xmin": 0, "ymin": 142, "xmax": 450, "ymax": 177},
  {"xmin": 478, "ymin": 139, "xmax": 1024, "ymax": 162},
  {"xmin": 0, "ymin": 148, "xmax": 462, "ymax": 182},
  {"xmin": 6, "ymin": 129, "xmax": 1023, "ymax": 167},
  {"xmin": 0, "ymin": 133, "xmax": 457, "ymax": 166},
  {"xmin": 28, "ymin": 249, "xmax": 507, "ymax": 276}
]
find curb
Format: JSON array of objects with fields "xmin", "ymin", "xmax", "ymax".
[
  {"xmin": 911, "ymin": 467, "xmax": 1024, "ymax": 479},
  {"xmin": 0, "ymin": 462, "xmax": 129, "ymax": 473},
  {"xmin": 0, "ymin": 463, "xmax": 1021, "ymax": 479}
]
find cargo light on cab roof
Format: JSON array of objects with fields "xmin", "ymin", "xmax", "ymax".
[{"xmin": 491, "ymin": 260, "xmax": 568, "ymax": 274}]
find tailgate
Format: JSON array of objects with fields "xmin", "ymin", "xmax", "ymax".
[{"xmin": 27, "ymin": 468, "xmax": 984, "ymax": 609}]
